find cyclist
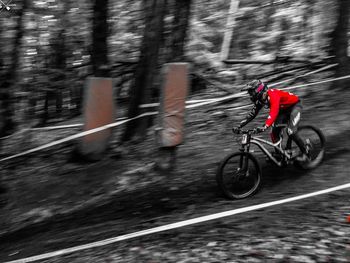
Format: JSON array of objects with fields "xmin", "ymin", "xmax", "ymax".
[{"xmin": 237, "ymin": 79, "xmax": 309, "ymax": 161}]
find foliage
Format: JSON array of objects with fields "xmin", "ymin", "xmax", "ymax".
[{"xmin": 0, "ymin": 0, "xmax": 348, "ymax": 134}]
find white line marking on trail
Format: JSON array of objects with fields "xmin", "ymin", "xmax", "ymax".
[
  {"xmin": 5, "ymin": 182, "xmax": 350, "ymax": 263},
  {"xmin": 0, "ymin": 112, "xmax": 158, "ymax": 163},
  {"xmin": 30, "ymin": 123, "xmax": 83, "ymax": 130},
  {"xmin": 30, "ymin": 117, "xmax": 129, "ymax": 131}
]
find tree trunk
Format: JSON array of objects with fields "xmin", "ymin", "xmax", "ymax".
[
  {"xmin": 156, "ymin": 0, "xmax": 192, "ymax": 170},
  {"xmin": 302, "ymin": 0, "xmax": 314, "ymax": 53},
  {"xmin": 220, "ymin": 0, "xmax": 239, "ymax": 61},
  {"xmin": 275, "ymin": 18, "xmax": 289, "ymax": 57},
  {"xmin": 311, "ymin": 4, "xmax": 321, "ymax": 53},
  {"xmin": 54, "ymin": 2, "xmax": 69, "ymax": 117},
  {"xmin": 92, "ymin": 0, "xmax": 109, "ymax": 77},
  {"xmin": 0, "ymin": 17, "xmax": 5, "ymax": 135},
  {"xmin": 169, "ymin": 0, "xmax": 192, "ymax": 62},
  {"xmin": 0, "ymin": 0, "xmax": 28, "ymax": 136},
  {"xmin": 122, "ymin": 0, "xmax": 166, "ymax": 141},
  {"xmin": 330, "ymin": 0, "xmax": 350, "ymax": 85},
  {"xmin": 42, "ymin": 2, "xmax": 69, "ymax": 124},
  {"xmin": 8, "ymin": 1, "xmax": 28, "ymax": 83},
  {"xmin": 264, "ymin": 0, "xmax": 275, "ymax": 32}
]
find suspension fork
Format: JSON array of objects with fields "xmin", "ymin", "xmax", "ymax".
[{"xmin": 238, "ymin": 142, "xmax": 251, "ymax": 171}]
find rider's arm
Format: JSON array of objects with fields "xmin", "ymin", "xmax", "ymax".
[
  {"xmin": 265, "ymin": 91, "xmax": 280, "ymax": 127},
  {"xmin": 240, "ymin": 103, "xmax": 262, "ymax": 127}
]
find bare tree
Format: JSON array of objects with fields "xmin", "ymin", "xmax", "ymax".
[
  {"xmin": 264, "ymin": 0, "xmax": 275, "ymax": 32},
  {"xmin": 92, "ymin": 0, "xmax": 109, "ymax": 77},
  {"xmin": 220, "ymin": 0, "xmax": 240, "ymax": 61},
  {"xmin": 123, "ymin": 0, "xmax": 166, "ymax": 141},
  {"xmin": 41, "ymin": 2, "xmax": 71, "ymax": 124},
  {"xmin": 0, "ymin": 0, "xmax": 29, "ymax": 136},
  {"xmin": 330, "ymin": 0, "xmax": 350, "ymax": 84},
  {"xmin": 157, "ymin": 0, "xmax": 192, "ymax": 170},
  {"xmin": 169, "ymin": 0, "xmax": 192, "ymax": 62}
]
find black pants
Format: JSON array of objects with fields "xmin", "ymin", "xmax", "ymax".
[{"xmin": 271, "ymin": 101, "xmax": 307, "ymax": 153}]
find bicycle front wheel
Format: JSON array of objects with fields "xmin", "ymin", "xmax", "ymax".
[{"xmin": 216, "ymin": 152, "xmax": 261, "ymax": 199}]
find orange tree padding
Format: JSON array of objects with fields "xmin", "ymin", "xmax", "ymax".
[
  {"xmin": 80, "ymin": 77, "xmax": 115, "ymax": 155},
  {"xmin": 158, "ymin": 63, "xmax": 189, "ymax": 147}
]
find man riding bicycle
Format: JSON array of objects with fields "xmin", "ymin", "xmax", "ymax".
[{"xmin": 237, "ymin": 79, "xmax": 309, "ymax": 161}]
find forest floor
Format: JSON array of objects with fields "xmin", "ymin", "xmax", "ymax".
[{"xmin": 0, "ymin": 70, "xmax": 350, "ymax": 262}]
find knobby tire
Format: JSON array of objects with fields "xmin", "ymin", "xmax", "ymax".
[{"xmin": 216, "ymin": 152, "xmax": 261, "ymax": 199}]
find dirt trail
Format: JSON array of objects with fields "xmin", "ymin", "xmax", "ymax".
[{"xmin": 0, "ymin": 79, "xmax": 350, "ymax": 262}]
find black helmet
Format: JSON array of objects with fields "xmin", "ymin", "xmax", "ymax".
[{"xmin": 242, "ymin": 79, "xmax": 268, "ymax": 103}]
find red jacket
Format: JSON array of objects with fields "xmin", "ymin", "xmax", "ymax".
[{"xmin": 265, "ymin": 89, "xmax": 299, "ymax": 127}]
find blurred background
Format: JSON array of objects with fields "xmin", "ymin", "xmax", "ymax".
[
  {"xmin": 0, "ymin": 0, "xmax": 348, "ymax": 140},
  {"xmin": 0, "ymin": 1, "xmax": 350, "ymax": 262}
]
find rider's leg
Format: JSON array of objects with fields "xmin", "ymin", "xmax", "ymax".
[
  {"xmin": 286, "ymin": 102, "xmax": 308, "ymax": 155},
  {"xmin": 269, "ymin": 115, "xmax": 285, "ymax": 161},
  {"xmin": 270, "ymin": 114, "xmax": 285, "ymax": 143},
  {"xmin": 270, "ymin": 127, "xmax": 281, "ymax": 143}
]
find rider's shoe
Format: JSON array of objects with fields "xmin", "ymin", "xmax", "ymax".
[
  {"xmin": 296, "ymin": 149, "xmax": 310, "ymax": 162},
  {"xmin": 296, "ymin": 141, "xmax": 311, "ymax": 162},
  {"xmin": 295, "ymin": 153, "xmax": 308, "ymax": 162}
]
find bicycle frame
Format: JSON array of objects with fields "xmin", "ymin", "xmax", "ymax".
[
  {"xmin": 251, "ymin": 137, "xmax": 286, "ymax": 166},
  {"xmin": 219, "ymin": 125, "xmax": 324, "ymax": 199},
  {"xmin": 239, "ymin": 134, "xmax": 290, "ymax": 167}
]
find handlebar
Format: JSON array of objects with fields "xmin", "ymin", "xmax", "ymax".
[{"xmin": 232, "ymin": 127, "xmax": 265, "ymax": 135}]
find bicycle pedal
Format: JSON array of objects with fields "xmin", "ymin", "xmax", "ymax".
[{"xmin": 295, "ymin": 154, "xmax": 310, "ymax": 162}]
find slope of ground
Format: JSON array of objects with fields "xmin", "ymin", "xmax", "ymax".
[{"xmin": 0, "ymin": 72, "xmax": 350, "ymax": 262}]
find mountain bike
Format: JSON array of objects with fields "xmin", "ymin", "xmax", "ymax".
[{"xmin": 216, "ymin": 124, "xmax": 325, "ymax": 199}]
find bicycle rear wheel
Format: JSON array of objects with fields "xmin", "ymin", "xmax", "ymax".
[
  {"xmin": 216, "ymin": 152, "xmax": 261, "ymax": 199},
  {"xmin": 288, "ymin": 125, "xmax": 325, "ymax": 169}
]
